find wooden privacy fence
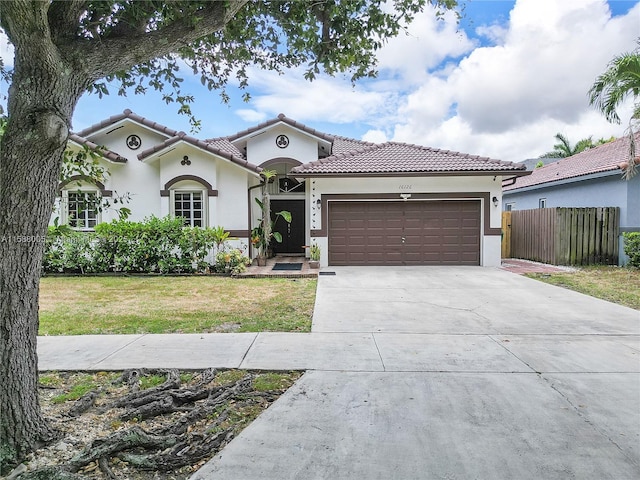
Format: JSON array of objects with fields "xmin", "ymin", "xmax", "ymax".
[{"xmin": 503, "ymin": 207, "xmax": 619, "ymax": 265}]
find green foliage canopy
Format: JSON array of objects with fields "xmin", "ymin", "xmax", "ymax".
[
  {"xmin": 1, "ymin": 0, "xmax": 459, "ymax": 130},
  {"xmin": 588, "ymin": 40, "xmax": 640, "ymax": 179}
]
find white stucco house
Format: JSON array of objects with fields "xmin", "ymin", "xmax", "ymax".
[{"xmin": 58, "ymin": 110, "xmax": 528, "ymax": 267}]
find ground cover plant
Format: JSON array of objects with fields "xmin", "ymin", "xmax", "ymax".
[
  {"xmin": 9, "ymin": 369, "xmax": 301, "ymax": 479},
  {"xmin": 526, "ymin": 266, "xmax": 640, "ymax": 310},
  {"xmin": 39, "ymin": 277, "xmax": 316, "ymax": 335}
]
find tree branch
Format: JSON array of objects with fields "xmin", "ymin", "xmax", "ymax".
[
  {"xmin": 47, "ymin": 0, "xmax": 87, "ymax": 43},
  {"xmin": 63, "ymin": 1, "xmax": 249, "ymax": 83},
  {"xmin": 0, "ymin": 0, "xmax": 50, "ymax": 49}
]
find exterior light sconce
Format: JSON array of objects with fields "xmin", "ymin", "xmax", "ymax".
[
  {"xmin": 400, "ymin": 193, "xmax": 411, "ymax": 201},
  {"xmin": 316, "ymin": 198, "xmax": 322, "ymax": 209},
  {"xmin": 492, "ymin": 196, "xmax": 499, "ymax": 207}
]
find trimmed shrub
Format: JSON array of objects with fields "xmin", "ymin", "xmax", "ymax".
[
  {"xmin": 43, "ymin": 216, "xmax": 239, "ymax": 274},
  {"xmin": 623, "ymin": 232, "xmax": 640, "ymax": 268},
  {"xmin": 43, "ymin": 230, "xmax": 96, "ymax": 274},
  {"xmin": 94, "ymin": 216, "xmax": 185, "ymax": 272}
]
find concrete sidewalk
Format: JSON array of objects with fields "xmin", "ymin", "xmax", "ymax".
[
  {"xmin": 37, "ymin": 329, "xmax": 640, "ymax": 374},
  {"xmin": 37, "ymin": 266, "xmax": 640, "ymax": 479}
]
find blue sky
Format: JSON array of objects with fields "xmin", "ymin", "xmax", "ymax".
[{"xmin": 1, "ymin": 0, "xmax": 639, "ymax": 162}]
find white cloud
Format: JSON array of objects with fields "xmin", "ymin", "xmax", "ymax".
[
  {"xmin": 235, "ymin": 109, "xmax": 268, "ymax": 123},
  {"xmin": 390, "ymin": 0, "xmax": 640, "ymax": 161},
  {"xmin": 475, "ymin": 23, "xmax": 508, "ymax": 45},
  {"xmin": 226, "ymin": 5, "xmax": 475, "ymax": 131},
  {"xmin": 0, "ymin": 32, "xmax": 13, "ymax": 69},
  {"xmin": 362, "ymin": 129, "xmax": 388, "ymax": 143},
  {"xmin": 375, "ymin": 6, "xmax": 475, "ymax": 85},
  {"xmin": 234, "ymin": 66, "xmax": 399, "ymax": 128}
]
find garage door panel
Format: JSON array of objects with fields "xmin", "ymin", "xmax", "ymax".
[{"xmin": 328, "ymin": 201, "xmax": 480, "ymax": 266}]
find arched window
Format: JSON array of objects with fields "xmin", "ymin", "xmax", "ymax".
[
  {"xmin": 259, "ymin": 158, "xmax": 304, "ymax": 195},
  {"xmin": 163, "ymin": 175, "xmax": 216, "ymax": 228}
]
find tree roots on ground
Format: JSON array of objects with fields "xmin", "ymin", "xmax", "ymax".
[{"xmin": 12, "ymin": 368, "xmax": 298, "ymax": 479}]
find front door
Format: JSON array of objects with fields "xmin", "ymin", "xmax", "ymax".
[{"xmin": 271, "ymin": 199, "xmax": 305, "ymax": 255}]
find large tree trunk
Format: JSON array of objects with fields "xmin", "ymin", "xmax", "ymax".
[
  {"xmin": 0, "ymin": 3, "xmax": 85, "ymax": 472},
  {"xmin": 0, "ymin": 0, "xmax": 247, "ymax": 471},
  {"xmin": 0, "ymin": 99, "xmax": 76, "ymax": 474}
]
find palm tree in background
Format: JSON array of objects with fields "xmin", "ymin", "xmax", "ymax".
[
  {"xmin": 588, "ymin": 41, "xmax": 640, "ymax": 179},
  {"xmin": 539, "ymin": 133, "xmax": 596, "ymax": 158}
]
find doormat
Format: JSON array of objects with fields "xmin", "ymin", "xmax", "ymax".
[
  {"xmin": 319, "ymin": 271, "xmax": 336, "ymax": 275},
  {"xmin": 272, "ymin": 263, "xmax": 303, "ymax": 271}
]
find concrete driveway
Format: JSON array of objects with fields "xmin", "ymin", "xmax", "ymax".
[{"xmin": 194, "ymin": 267, "xmax": 640, "ymax": 480}]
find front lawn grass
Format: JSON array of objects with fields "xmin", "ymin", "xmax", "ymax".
[
  {"xmin": 526, "ymin": 266, "xmax": 640, "ymax": 310},
  {"xmin": 39, "ymin": 276, "xmax": 316, "ymax": 335}
]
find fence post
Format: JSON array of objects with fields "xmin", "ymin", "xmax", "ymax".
[{"xmin": 501, "ymin": 211, "xmax": 512, "ymax": 258}]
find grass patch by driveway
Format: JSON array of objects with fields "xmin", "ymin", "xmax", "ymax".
[
  {"xmin": 526, "ymin": 266, "xmax": 640, "ymax": 310},
  {"xmin": 39, "ymin": 276, "xmax": 316, "ymax": 335}
]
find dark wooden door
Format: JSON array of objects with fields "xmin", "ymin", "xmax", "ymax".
[
  {"xmin": 271, "ymin": 199, "xmax": 306, "ymax": 254},
  {"xmin": 328, "ymin": 200, "xmax": 480, "ymax": 266}
]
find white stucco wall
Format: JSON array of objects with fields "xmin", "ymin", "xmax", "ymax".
[
  {"xmin": 245, "ymin": 126, "xmax": 320, "ymax": 165},
  {"xmin": 56, "ymin": 121, "xmax": 258, "ymax": 236},
  {"xmin": 217, "ymin": 160, "xmax": 254, "ymax": 231},
  {"xmin": 90, "ymin": 123, "xmax": 167, "ymax": 221},
  {"xmin": 311, "ymin": 175, "xmax": 504, "ymax": 267}
]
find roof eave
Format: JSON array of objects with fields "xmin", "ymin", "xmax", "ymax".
[
  {"xmin": 67, "ymin": 134, "xmax": 128, "ymax": 164},
  {"xmin": 76, "ymin": 109, "xmax": 178, "ymax": 140},
  {"xmin": 291, "ymin": 170, "xmax": 531, "ymax": 178},
  {"xmin": 503, "ymin": 168, "xmax": 622, "ymax": 194}
]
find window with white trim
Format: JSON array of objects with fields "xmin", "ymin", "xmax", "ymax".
[
  {"xmin": 62, "ymin": 190, "xmax": 101, "ymax": 230},
  {"xmin": 504, "ymin": 202, "xmax": 515, "ymax": 212},
  {"xmin": 539, "ymin": 198, "xmax": 547, "ymax": 209},
  {"xmin": 172, "ymin": 190, "xmax": 206, "ymax": 227}
]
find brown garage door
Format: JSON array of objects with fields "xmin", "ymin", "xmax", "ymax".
[{"xmin": 328, "ymin": 200, "xmax": 480, "ymax": 266}]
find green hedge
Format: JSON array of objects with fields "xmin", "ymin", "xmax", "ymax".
[
  {"xmin": 43, "ymin": 216, "xmax": 249, "ymax": 274},
  {"xmin": 623, "ymin": 232, "xmax": 640, "ymax": 268}
]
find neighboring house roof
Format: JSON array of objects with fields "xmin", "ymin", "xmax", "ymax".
[
  {"xmin": 137, "ymin": 131, "xmax": 262, "ymax": 174},
  {"xmin": 291, "ymin": 142, "xmax": 528, "ymax": 176},
  {"xmin": 68, "ymin": 134, "xmax": 128, "ymax": 163},
  {"xmin": 75, "ymin": 109, "xmax": 180, "ymax": 138},
  {"xmin": 504, "ymin": 133, "xmax": 638, "ymax": 191},
  {"xmin": 520, "ymin": 157, "xmax": 561, "ymax": 170}
]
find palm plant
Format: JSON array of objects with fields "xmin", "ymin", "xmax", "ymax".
[
  {"xmin": 588, "ymin": 42, "xmax": 640, "ymax": 179},
  {"xmin": 251, "ymin": 170, "xmax": 291, "ymax": 260},
  {"xmin": 539, "ymin": 133, "xmax": 595, "ymax": 158}
]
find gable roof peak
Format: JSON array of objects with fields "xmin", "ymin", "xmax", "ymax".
[
  {"xmin": 225, "ymin": 113, "xmax": 335, "ymax": 144},
  {"xmin": 75, "ymin": 109, "xmax": 179, "ymax": 139}
]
